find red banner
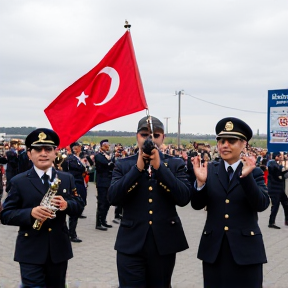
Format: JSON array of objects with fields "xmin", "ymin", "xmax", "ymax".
[{"xmin": 45, "ymin": 31, "xmax": 148, "ymax": 147}]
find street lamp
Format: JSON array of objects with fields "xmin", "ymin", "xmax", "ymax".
[
  {"xmin": 163, "ymin": 117, "xmax": 170, "ymax": 134},
  {"xmin": 175, "ymin": 90, "xmax": 184, "ymax": 149}
]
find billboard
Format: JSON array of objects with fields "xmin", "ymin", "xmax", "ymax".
[{"xmin": 267, "ymin": 89, "xmax": 288, "ymax": 152}]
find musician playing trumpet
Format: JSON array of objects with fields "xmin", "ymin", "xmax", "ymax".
[{"xmin": 0, "ymin": 128, "xmax": 84, "ymax": 288}]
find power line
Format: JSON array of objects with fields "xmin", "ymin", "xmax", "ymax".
[{"xmin": 185, "ymin": 94, "xmax": 266, "ymax": 114}]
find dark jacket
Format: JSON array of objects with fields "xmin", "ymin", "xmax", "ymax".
[
  {"xmin": 61, "ymin": 154, "xmax": 85, "ymax": 183},
  {"xmin": 191, "ymin": 159, "xmax": 269, "ymax": 265},
  {"xmin": 0, "ymin": 168, "xmax": 84, "ymax": 264},
  {"xmin": 267, "ymin": 160, "xmax": 286, "ymax": 194},
  {"xmin": 5, "ymin": 149, "xmax": 18, "ymax": 179},
  {"xmin": 108, "ymin": 153, "xmax": 191, "ymax": 256},
  {"xmin": 0, "ymin": 156, "xmax": 7, "ymax": 165},
  {"xmin": 18, "ymin": 149, "xmax": 33, "ymax": 173},
  {"xmin": 94, "ymin": 152, "xmax": 114, "ymax": 188}
]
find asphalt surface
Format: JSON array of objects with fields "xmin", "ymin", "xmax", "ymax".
[{"xmin": 1, "ymin": 183, "xmax": 288, "ymax": 288}]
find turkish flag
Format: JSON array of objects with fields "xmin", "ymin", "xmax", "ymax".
[{"xmin": 44, "ymin": 31, "xmax": 148, "ymax": 148}]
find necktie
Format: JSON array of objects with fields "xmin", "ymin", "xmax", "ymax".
[
  {"xmin": 227, "ymin": 166, "xmax": 234, "ymax": 182},
  {"xmin": 42, "ymin": 173, "xmax": 50, "ymax": 191}
]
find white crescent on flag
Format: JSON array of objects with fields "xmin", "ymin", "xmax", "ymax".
[{"xmin": 93, "ymin": 66, "xmax": 120, "ymax": 106}]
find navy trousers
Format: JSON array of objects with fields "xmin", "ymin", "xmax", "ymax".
[
  {"xmin": 20, "ymin": 258, "xmax": 67, "ymax": 288},
  {"xmin": 117, "ymin": 228, "xmax": 175, "ymax": 288}
]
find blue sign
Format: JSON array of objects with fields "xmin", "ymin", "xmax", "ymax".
[{"xmin": 267, "ymin": 89, "xmax": 288, "ymax": 152}]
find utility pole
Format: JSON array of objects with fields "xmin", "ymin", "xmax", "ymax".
[
  {"xmin": 163, "ymin": 117, "xmax": 170, "ymax": 134},
  {"xmin": 175, "ymin": 90, "xmax": 184, "ymax": 149}
]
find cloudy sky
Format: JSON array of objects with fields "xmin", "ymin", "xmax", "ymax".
[{"xmin": 1, "ymin": 0, "xmax": 287, "ymax": 136}]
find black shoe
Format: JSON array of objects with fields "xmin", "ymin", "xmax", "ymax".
[
  {"xmin": 95, "ymin": 224, "xmax": 108, "ymax": 231},
  {"xmin": 102, "ymin": 222, "xmax": 113, "ymax": 228},
  {"xmin": 79, "ymin": 215, "xmax": 87, "ymax": 219},
  {"xmin": 70, "ymin": 237, "xmax": 82, "ymax": 243},
  {"xmin": 112, "ymin": 218, "xmax": 121, "ymax": 224},
  {"xmin": 268, "ymin": 224, "xmax": 281, "ymax": 229}
]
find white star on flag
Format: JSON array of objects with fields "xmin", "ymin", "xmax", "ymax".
[{"xmin": 76, "ymin": 92, "xmax": 89, "ymax": 107}]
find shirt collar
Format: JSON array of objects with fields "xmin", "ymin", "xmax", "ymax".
[
  {"xmin": 34, "ymin": 166, "xmax": 53, "ymax": 180},
  {"xmin": 224, "ymin": 160, "xmax": 241, "ymax": 172}
]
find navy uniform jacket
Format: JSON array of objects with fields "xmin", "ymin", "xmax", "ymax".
[
  {"xmin": 191, "ymin": 160, "xmax": 269, "ymax": 265},
  {"xmin": 61, "ymin": 154, "xmax": 85, "ymax": 183},
  {"xmin": 267, "ymin": 160, "xmax": 286, "ymax": 194},
  {"xmin": 108, "ymin": 152, "xmax": 191, "ymax": 256},
  {"xmin": 5, "ymin": 149, "xmax": 18, "ymax": 180},
  {"xmin": 0, "ymin": 167, "xmax": 84, "ymax": 264},
  {"xmin": 94, "ymin": 152, "xmax": 114, "ymax": 188}
]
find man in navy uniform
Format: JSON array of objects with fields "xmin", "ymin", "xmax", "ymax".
[
  {"xmin": 5, "ymin": 139, "xmax": 20, "ymax": 192},
  {"xmin": 61, "ymin": 142, "xmax": 87, "ymax": 242},
  {"xmin": 0, "ymin": 155, "xmax": 7, "ymax": 212},
  {"xmin": 191, "ymin": 117, "xmax": 270, "ymax": 288},
  {"xmin": 108, "ymin": 116, "xmax": 191, "ymax": 287},
  {"xmin": 267, "ymin": 151, "xmax": 288, "ymax": 229},
  {"xmin": 0, "ymin": 128, "xmax": 84, "ymax": 288},
  {"xmin": 94, "ymin": 139, "xmax": 114, "ymax": 231}
]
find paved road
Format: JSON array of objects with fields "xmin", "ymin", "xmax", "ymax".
[{"xmin": 1, "ymin": 183, "xmax": 288, "ymax": 288}]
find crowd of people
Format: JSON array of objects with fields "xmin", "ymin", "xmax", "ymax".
[{"xmin": 0, "ymin": 116, "xmax": 287, "ymax": 287}]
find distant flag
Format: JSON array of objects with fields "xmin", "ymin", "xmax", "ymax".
[{"xmin": 45, "ymin": 30, "xmax": 148, "ymax": 147}]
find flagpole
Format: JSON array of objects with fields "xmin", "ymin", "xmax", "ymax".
[{"xmin": 124, "ymin": 19, "xmax": 149, "ymax": 118}]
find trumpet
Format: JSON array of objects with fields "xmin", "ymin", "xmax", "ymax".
[{"xmin": 33, "ymin": 176, "xmax": 61, "ymax": 230}]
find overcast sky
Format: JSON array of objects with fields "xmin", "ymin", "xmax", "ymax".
[{"xmin": 1, "ymin": 0, "xmax": 287, "ymax": 136}]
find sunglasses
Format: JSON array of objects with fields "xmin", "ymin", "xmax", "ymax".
[
  {"xmin": 218, "ymin": 138, "xmax": 239, "ymax": 145},
  {"xmin": 140, "ymin": 133, "xmax": 161, "ymax": 139},
  {"xmin": 32, "ymin": 146, "xmax": 54, "ymax": 152}
]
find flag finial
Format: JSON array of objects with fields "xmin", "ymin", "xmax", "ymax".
[{"xmin": 124, "ymin": 20, "xmax": 131, "ymax": 30}]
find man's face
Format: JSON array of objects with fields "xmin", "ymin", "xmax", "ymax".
[
  {"xmin": 65, "ymin": 146, "xmax": 72, "ymax": 154},
  {"xmin": 72, "ymin": 145, "xmax": 81, "ymax": 155},
  {"xmin": 101, "ymin": 143, "xmax": 110, "ymax": 152},
  {"xmin": 217, "ymin": 138, "xmax": 246, "ymax": 165},
  {"xmin": 11, "ymin": 143, "xmax": 19, "ymax": 150},
  {"xmin": 275, "ymin": 154, "xmax": 283, "ymax": 161},
  {"xmin": 27, "ymin": 146, "xmax": 56, "ymax": 170},
  {"xmin": 136, "ymin": 128, "xmax": 165, "ymax": 149}
]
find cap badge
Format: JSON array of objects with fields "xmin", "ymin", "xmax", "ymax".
[
  {"xmin": 38, "ymin": 132, "xmax": 47, "ymax": 141},
  {"xmin": 32, "ymin": 132, "xmax": 55, "ymax": 145},
  {"xmin": 224, "ymin": 121, "xmax": 234, "ymax": 131}
]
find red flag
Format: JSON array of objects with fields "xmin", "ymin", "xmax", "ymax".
[{"xmin": 44, "ymin": 31, "xmax": 148, "ymax": 147}]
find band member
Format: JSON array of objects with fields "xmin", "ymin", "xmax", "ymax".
[
  {"xmin": 191, "ymin": 117, "xmax": 269, "ymax": 288},
  {"xmin": 108, "ymin": 116, "xmax": 191, "ymax": 287},
  {"xmin": 0, "ymin": 156, "xmax": 7, "ymax": 212},
  {"xmin": 5, "ymin": 139, "xmax": 20, "ymax": 192},
  {"xmin": 0, "ymin": 128, "xmax": 84, "ymax": 288},
  {"xmin": 267, "ymin": 151, "xmax": 288, "ymax": 228},
  {"xmin": 112, "ymin": 143, "xmax": 127, "ymax": 224},
  {"xmin": 94, "ymin": 139, "xmax": 114, "ymax": 230},
  {"xmin": 61, "ymin": 142, "xmax": 87, "ymax": 242}
]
